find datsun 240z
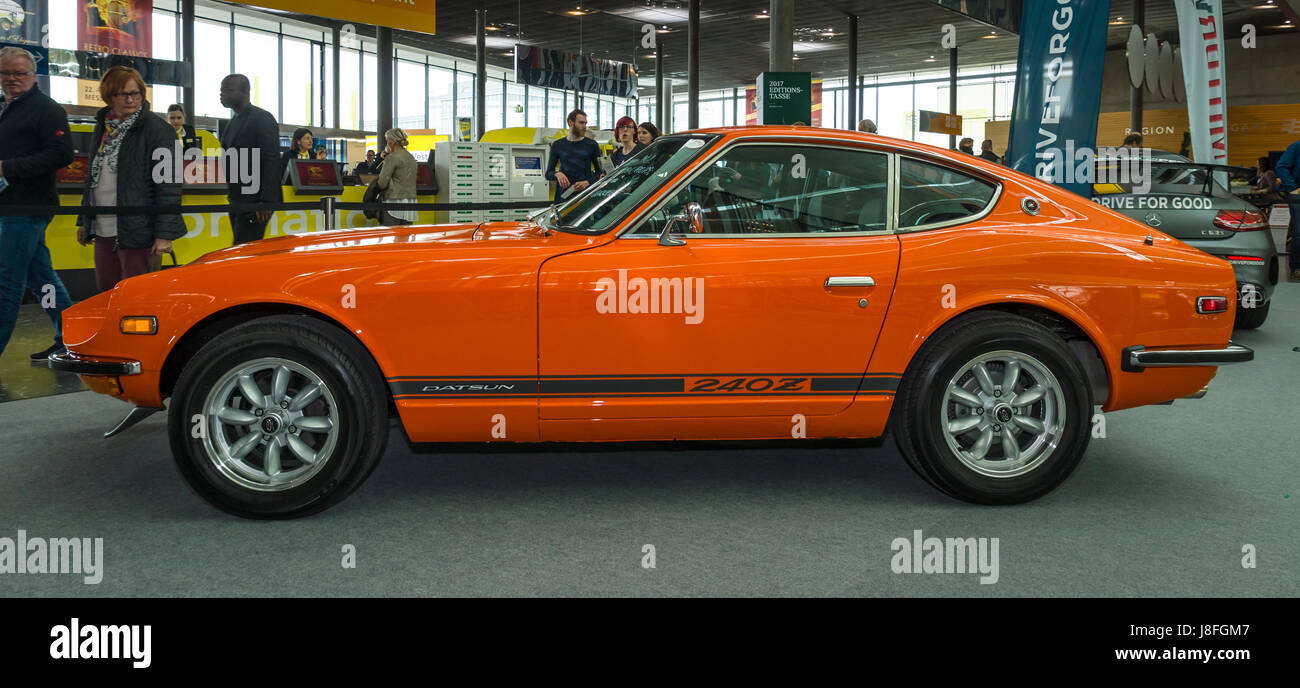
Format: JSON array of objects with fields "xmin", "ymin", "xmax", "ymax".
[{"xmin": 51, "ymin": 127, "xmax": 1253, "ymax": 518}]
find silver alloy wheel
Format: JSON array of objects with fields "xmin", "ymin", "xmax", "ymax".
[
  {"xmin": 201, "ymin": 357, "xmax": 340, "ymax": 492},
  {"xmin": 939, "ymin": 349, "xmax": 1067, "ymax": 478}
]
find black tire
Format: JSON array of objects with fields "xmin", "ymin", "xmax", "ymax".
[
  {"xmin": 892, "ymin": 312, "xmax": 1093, "ymax": 504},
  {"xmin": 1233, "ymin": 300, "xmax": 1268, "ymax": 330},
  {"xmin": 168, "ymin": 315, "xmax": 389, "ymax": 518}
]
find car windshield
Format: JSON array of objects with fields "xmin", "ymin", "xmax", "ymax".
[
  {"xmin": 1095, "ymin": 158, "xmax": 1236, "ymax": 194},
  {"xmin": 544, "ymin": 134, "xmax": 720, "ymax": 235}
]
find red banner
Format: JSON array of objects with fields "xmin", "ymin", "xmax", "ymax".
[{"xmin": 78, "ymin": 0, "xmax": 153, "ymax": 57}]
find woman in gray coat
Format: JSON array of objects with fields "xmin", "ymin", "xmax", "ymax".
[{"xmin": 375, "ymin": 127, "xmax": 418, "ymax": 225}]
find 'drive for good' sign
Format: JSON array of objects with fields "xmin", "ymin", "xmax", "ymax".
[{"xmin": 757, "ymin": 72, "xmax": 811, "ymax": 126}]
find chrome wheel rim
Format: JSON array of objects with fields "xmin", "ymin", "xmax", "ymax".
[
  {"xmin": 940, "ymin": 349, "xmax": 1067, "ymax": 478},
  {"xmin": 202, "ymin": 357, "xmax": 340, "ymax": 492}
]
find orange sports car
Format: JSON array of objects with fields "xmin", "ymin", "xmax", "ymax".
[{"xmin": 50, "ymin": 127, "xmax": 1253, "ymax": 518}]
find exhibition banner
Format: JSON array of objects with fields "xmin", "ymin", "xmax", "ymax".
[
  {"xmin": 1005, "ymin": 0, "xmax": 1110, "ymax": 197},
  {"xmin": 756, "ymin": 72, "xmax": 811, "ymax": 126},
  {"xmin": 78, "ymin": 0, "xmax": 152, "ymax": 57},
  {"xmin": 244, "ymin": 0, "xmax": 436, "ymax": 35},
  {"xmin": 0, "ymin": 0, "xmax": 46, "ymax": 48},
  {"xmin": 515, "ymin": 44, "xmax": 638, "ymax": 98},
  {"xmin": 1174, "ymin": 0, "xmax": 1229, "ymax": 167}
]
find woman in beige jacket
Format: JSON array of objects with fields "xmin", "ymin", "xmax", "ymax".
[{"xmin": 375, "ymin": 127, "xmax": 418, "ymax": 224}]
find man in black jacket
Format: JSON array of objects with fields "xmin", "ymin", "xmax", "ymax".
[
  {"xmin": 218, "ymin": 74, "xmax": 282, "ymax": 244},
  {"xmin": 0, "ymin": 46, "xmax": 75, "ymax": 360}
]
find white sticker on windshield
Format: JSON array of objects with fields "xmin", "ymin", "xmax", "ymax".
[{"xmin": 683, "ymin": 139, "xmax": 704, "ymax": 149}]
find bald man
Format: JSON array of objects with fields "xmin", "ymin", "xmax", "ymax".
[{"xmin": 218, "ymin": 73, "xmax": 282, "ymax": 244}]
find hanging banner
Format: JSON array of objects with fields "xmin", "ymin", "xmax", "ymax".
[
  {"xmin": 515, "ymin": 44, "xmax": 638, "ymax": 98},
  {"xmin": 1174, "ymin": 0, "xmax": 1228, "ymax": 167},
  {"xmin": 1005, "ymin": 0, "xmax": 1111, "ymax": 196},
  {"xmin": 0, "ymin": 0, "xmax": 46, "ymax": 47},
  {"xmin": 78, "ymin": 0, "xmax": 153, "ymax": 57},
  {"xmin": 744, "ymin": 85, "xmax": 757, "ymax": 125}
]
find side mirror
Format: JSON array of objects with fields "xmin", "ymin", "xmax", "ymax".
[{"xmin": 657, "ymin": 202, "xmax": 704, "ymax": 246}]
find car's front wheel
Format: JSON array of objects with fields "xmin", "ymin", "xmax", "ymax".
[
  {"xmin": 168, "ymin": 315, "xmax": 389, "ymax": 518},
  {"xmin": 892, "ymin": 312, "xmax": 1093, "ymax": 504}
]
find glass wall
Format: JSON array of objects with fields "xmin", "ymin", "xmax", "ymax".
[
  {"xmin": 396, "ymin": 59, "xmax": 426, "ymax": 130},
  {"xmin": 43, "ymin": 0, "xmax": 1022, "ymax": 154},
  {"xmin": 281, "ymin": 38, "xmax": 314, "ymax": 128}
]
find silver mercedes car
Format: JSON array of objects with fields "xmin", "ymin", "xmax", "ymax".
[{"xmin": 1091, "ymin": 150, "xmax": 1278, "ymax": 329}]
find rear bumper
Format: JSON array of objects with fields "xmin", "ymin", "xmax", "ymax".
[
  {"xmin": 47, "ymin": 350, "xmax": 141, "ymax": 376},
  {"xmin": 1121, "ymin": 343, "xmax": 1254, "ymax": 372}
]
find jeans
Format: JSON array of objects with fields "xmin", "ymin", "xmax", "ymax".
[
  {"xmin": 0, "ymin": 215, "xmax": 73, "ymax": 354},
  {"xmin": 1289, "ymin": 195, "xmax": 1300, "ymax": 271}
]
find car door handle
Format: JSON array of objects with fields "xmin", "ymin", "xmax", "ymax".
[{"xmin": 825, "ymin": 276, "xmax": 876, "ymax": 288}]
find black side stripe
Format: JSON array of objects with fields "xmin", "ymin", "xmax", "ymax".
[{"xmin": 390, "ymin": 374, "xmax": 900, "ymax": 398}]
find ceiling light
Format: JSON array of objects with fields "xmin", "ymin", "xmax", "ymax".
[
  {"xmin": 485, "ymin": 25, "xmax": 501, "ymax": 31},
  {"xmin": 755, "ymin": 13, "xmax": 769, "ymax": 19},
  {"xmin": 1108, "ymin": 17, "xmax": 1128, "ymax": 25},
  {"xmin": 565, "ymin": 9, "xmax": 589, "ymax": 16}
]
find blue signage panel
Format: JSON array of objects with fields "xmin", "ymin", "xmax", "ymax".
[{"xmin": 1005, "ymin": 0, "xmax": 1111, "ymax": 196}]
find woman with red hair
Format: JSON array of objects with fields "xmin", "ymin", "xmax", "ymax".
[{"xmin": 610, "ymin": 116, "xmax": 643, "ymax": 168}]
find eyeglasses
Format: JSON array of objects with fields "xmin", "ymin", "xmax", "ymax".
[
  {"xmin": 0, "ymin": 70, "xmax": 35, "ymax": 78},
  {"xmin": 112, "ymin": 91, "xmax": 143, "ymax": 101},
  {"xmin": 617, "ymin": 124, "xmax": 635, "ymax": 129}
]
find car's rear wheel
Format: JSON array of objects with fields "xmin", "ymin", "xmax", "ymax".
[
  {"xmin": 892, "ymin": 312, "xmax": 1092, "ymax": 504},
  {"xmin": 1234, "ymin": 300, "xmax": 1269, "ymax": 329},
  {"xmin": 168, "ymin": 315, "xmax": 388, "ymax": 518}
]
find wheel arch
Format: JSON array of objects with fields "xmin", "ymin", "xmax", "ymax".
[
  {"xmin": 159, "ymin": 303, "xmax": 394, "ymax": 415},
  {"xmin": 909, "ymin": 301, "xmax": 1111, "ymax": 406}
]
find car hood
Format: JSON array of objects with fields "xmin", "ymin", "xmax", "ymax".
[{"xmin": 188, "ymin": 221, "xmax": 596, "ymax": 265}]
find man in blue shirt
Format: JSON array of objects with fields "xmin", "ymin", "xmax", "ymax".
[
  {"xmin": 545, "ymin": 108, "xmax": 602, "ymax": 202},
  {"xmin": 1276, "ymin": 139, "xmax": 1300, "ymax": 279}
]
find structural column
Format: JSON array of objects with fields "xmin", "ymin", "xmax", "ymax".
[
  {"xmin": 331, "ymin": 26, "xmax": 341, "ymax": 128},
  {"xmin": 377, "ymin": 27, "xmax": 393, "ymax": 141},
  {"xmin": 656, "ymin": 42, "xmax": 665, "ymax": 128},
  {"xmin": 475, "ymin": 10, "xmax": 487, "ymax": 140},
  {"xmin": 687, "ymin": 0, "xmax": 699, "ymax": 129},
  {"xmin": 847, "ymin": 14, "xmax": 858, "ymax": 129},
  {"xmin": 769, "ymin": 0, "xmax": 793, "ymax": 72},
  {"xmin": 181, "ymin": 0, "xmax": 194, "ymax": 122},
  {"xmin": 948, "ymin": 46, "xmax": 958, "ymax": 149}
]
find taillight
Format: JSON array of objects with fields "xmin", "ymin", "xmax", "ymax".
[
  {"xmin": 1197, "ymin": 296, "xmax": 1230, "ymax": 314},
  {"xmin": 1212, "ymin": 209, "xmax": 1268, "ymax": 231}
]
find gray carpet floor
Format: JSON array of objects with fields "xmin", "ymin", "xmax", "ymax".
[{"xmin": 1, "ymin": 279, "xmax": 1296, "ymax": 597}]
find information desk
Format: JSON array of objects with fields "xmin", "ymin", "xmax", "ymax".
[{"xmin": 47, "ymin": 183, "xmax": 445, "ymax": 300}]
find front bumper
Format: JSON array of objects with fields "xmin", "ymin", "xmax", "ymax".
[
  {"xmin": 1122, "ymin": 344, "xmax": 1254, "ymax": 372},
  {"xmin": 47, "ymin": 350, "xmax": 141, "ymax": 376}
]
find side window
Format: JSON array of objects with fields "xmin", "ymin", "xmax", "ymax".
[
  {"xmin": 897, "ymin": 159, "xmax": 997, "ymax": 229},
  {"xmin": 632, "ymin": 145, "xmax": 890, "ymax": 235}
]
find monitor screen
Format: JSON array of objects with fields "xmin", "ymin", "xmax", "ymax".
[
  {"xmin": 294, "ymin": 159, "xmax": 341, "ymax": 187},
  {"xmin": 514, "ymin": 155, "xmax": 542, "ymax": 171},
  {"xmin": 57, "ymin": 155, "xmax": 90, "ymax": 185}
]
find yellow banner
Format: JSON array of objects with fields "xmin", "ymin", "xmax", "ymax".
[{"xmin": 246, "ymin": 1, "xmax": 436, "ymax": 35}]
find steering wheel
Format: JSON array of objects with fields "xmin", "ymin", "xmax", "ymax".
[{"xmin": 898, "ymin": 197, "xmax": 987, "ymax": 227}]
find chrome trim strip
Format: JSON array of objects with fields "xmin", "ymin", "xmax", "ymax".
[
  {"xmin": 47, "ymin": 351, "xmax": 142, "ymax": 376},
  {"xmin": 1125, "ymin": 344, "xmax": 1253, "ymax": 370}
]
